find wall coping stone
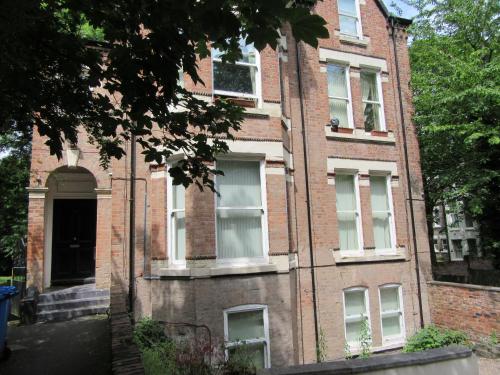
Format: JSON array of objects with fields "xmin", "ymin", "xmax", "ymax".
[
  {"xmin": 257, "ymin": 346, "xmax": 473, "ymax": 375},
  {"xmin": 429, "ymin": 280, "xmax": 500, "ymax": 292}
]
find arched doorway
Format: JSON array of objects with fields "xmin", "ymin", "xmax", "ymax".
[{"xmin": 45, "ymin": 167, "xmax": 98, "ymax": 286}]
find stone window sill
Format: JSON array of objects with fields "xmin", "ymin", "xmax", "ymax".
[
  {"xmin": 325, "ymin": 126, "xmax": 396, "ymax": 144},
  {"xmin": 155, "ymin": 262, "xmax": 289, "ymax": 279},
  {"xmin": 339, "ymin": 34, "xmax": 369, "ymax": 47},
  {"xmin": 333, "ymin": 247, "xmax": 407, "ymax": 264}
]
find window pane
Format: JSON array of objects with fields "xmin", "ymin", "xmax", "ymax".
[
  {"xmin": 346, "ymin": 320, "xmax": 362, "ymax": 343},
  {"xmin": 217, "ymin": 209, "xmax": 263, "ymax": 258},
  {"xmin": 228, "ymin": 310, "xmax": 265, "ymax": 341},
  {"xmin": 464, "ymin": 212, "xmax": 474, "ymax": 228},
  {"xmin": 382, "ymin": 316, "xmax": 401, "ymax": 337},
  {"xmin": 339, "ymin": 0, "xmax": 357, "ymax": 15},
  {"xmin": 339, "ymin": 15, "xmax": 358, "ymax": 36},
  {"xmin": 172, "ymin": 211, "xmax": 185, "ymax": 261},
  {"xmin": 467, "ymin": 239, "xmax": 477, "ymax": 254},
  {"xmin": 327, "ymin": 65, "xmax": 348, "ymax": 98},
  {"xmin": 370, "ymin": 176, "xmax": 389, "ymax": 211},
  {"xmin": 363, "ymin": 102, "xmax": 381, "ymax": 131},
  {"xmin": 213, "ymin": 62, "xmax": 257, "ymax": 95},
  {"xmin": 217, "ymin": 161, "xmax": 262, "ymax": 207},
  {"xmin": 373, "ymin": 211, "xmax": 391, "ymax": 249},
  {"xmin": 336, "ymin": 175, "xmax": 357, "ymax": 211},
  {"xmin": 380, "ymin": 287, "xmax": 399, "ymax": 312},
  {"xmin": 172, "ymin": 182, "xmax": 185, "ymax": 210},
  {"xmin": 228, "ymin": 343, "xmax": 265, "ymax": 369},
  {"xmin": 361, "ymin": 72, "xmax": 379, "ymax": 101},
  {"xmin": 240, "ymin": 43, "xmax": 257, "ymax": 64},
  {"xmin": 338, "ymin": 211, "xmax": 359, "ymax": 251},
  {"xmin": 329, "ymin": 99, "xmax": 350, "ymax": 128},
  {"xmin": 345, "ymin": 290, "xmax": 366, "ymax": 316}
]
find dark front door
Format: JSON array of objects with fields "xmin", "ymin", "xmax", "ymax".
[{"xmin": 52, "ymin": 199, "xmax": 97, "ymax": 283}]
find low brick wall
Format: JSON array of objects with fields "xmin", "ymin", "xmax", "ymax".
[
  {"xmin": 110, "ymin": 286, "xmax": 145, "ymax": 375},
  {"xmin": 428, "ymin": 281, "xmax": 500, "ymax": 341}
]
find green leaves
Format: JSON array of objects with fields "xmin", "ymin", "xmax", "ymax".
[{"xmin": 286, "ymin": 7, "xmax": 329, "ymax": 48}]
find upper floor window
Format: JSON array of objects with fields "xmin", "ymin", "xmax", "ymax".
[
  {"xmin": 336, "ymin": 174, "xmax": 363, "ymax": 253},
  {"xmin": 338, "ymin": 0, "xmax": 362, "ymax": 39},
  {"xmin": 212, "ymin": 39, "xmax": 261, "ymax": 103},
  {"xmin": 379, "ymin": 285, "xmax": 405, "ymax": 344},
  {"xmin": 224, "ymin": 305, "xmax": 270, "ymax": 369},
  {"xmin": 167, "ymin": 163, "xmax": 186, "ymax": 266},
  {"xmin": 361, "ymin": 71, "xmax": 385, "ymax": 131},
  {"xmin": 370, "ymin": 175, "xmax": 396, "ymax": 252},
  {"xmin": 216, "ymin": 160, "xmax": 267, "ymax": 263},
  {"xmin": 327, "ymin": 64, "xmax": 353, "ymax": 128},
  {"xmin": 343, "ymin": 287, "xmax": 371, "ymax": 348}
]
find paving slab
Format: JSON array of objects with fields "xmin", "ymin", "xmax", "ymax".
[{"xmin": 0, "ymin": 315, "xmax": 111, "ymax": 375}]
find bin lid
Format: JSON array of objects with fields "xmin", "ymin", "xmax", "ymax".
[{"xmin": 0, "ymin": 286, "xmax": 18, "ymax": 301}]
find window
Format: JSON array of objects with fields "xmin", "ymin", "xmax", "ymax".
[
  {"xmin": 379, "ymin": 285, "xmax": 405, "ymax": 344},
  {"xmin": 327, "ymin": 64, "xmax": 353, "ymax": 128},
  {"xmin": 216, "ymin": 160, "xmax": 267, "ymax": 262},
  {"xmin": 451, "ymin": 240, "xmax": 463, "ymax": 260},
  {"xmin": 335, "ymin": 174, "xmax": 362, "ymax": 253},
  {"xmin": 361, "ymin": 71, "xmax": 385, "ymax": 131},
  {"xmin": 338, "ymin": 0, "xmax": 362, "ymax": 38},
  {"xmin": 464, "ymin": 212, "xmax": 474, "ymax": 228},
  {"xmin": 442, "ymin": 239, "xmax": 449, "ymax": 252},
  {"xmin": 448, "ymin": 213, "xmax": 460, "ymax": 229},
  {"xmin": 343, "ymin": 288, "xmax": 370, "ymax": 347},
  {"xmin": 370, "ymin": 175, "xmax": 396, "ymax": 252},
  {"xmin": 467, "ymin": 239, "xmax": 478, "ymax": 255},
  {"xmin": 167, "ymin": 164, "xmax": 186, "ymax": 265},
  {"xmin": 212, "ymin": 39, "xmax": 261, "ymax": 101},
  {"xmin": 224, "ymin": 305, "xmax": 270, "ymax": 369}
]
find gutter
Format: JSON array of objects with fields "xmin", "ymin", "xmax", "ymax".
[
  {"xmin": 294, "ymin": 40, "xmax": 321, "ymax": 361},
  {"xmin": 390, "ymin": 17, "xmax": 424, "ymax": 328}
]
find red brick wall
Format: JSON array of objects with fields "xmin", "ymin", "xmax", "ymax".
[{"xmin": 428, "ymin": 281, "xmax": 500, "ymax": 341}]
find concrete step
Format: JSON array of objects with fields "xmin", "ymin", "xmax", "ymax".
[
  {"xmin": 36, "ymin": 305, "xmax": 109, "ymax": 322},
  {"xmin": 39, "ymin": 287, "xmax": 109, "ymax": 303},
  {"xmin": 37, "ymin": 296, "xmax": 110, "ymax": 313}
]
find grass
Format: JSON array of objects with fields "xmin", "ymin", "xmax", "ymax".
[{"xmin": 0, "ymin": 276, "xmax": 26, "ymax": 286}]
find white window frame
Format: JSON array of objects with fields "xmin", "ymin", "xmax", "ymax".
[
  {"xmin": 211, "ymin": 42, "xmax": 262, "ymax": 107},
  {"xmin": 167, "ymin": 163, "xmax": 186, "ymax": 268},
  {"xmin": 451, "ymin": 239, "xmax": 464, "ymax": 261},
  {"xmin": 378, "ymin": 284, "xmax": 406, "ymax": 346},
  {"xmin": 361, "ymin": 69, "xmax": 386, "ymax": 132},
  {"xmin": 223, "ymin": 304, "xmax": 271, "ymax": 369},
  {"xmin": 214, "ymin": 158, "xmax": 269, "ymax": 266},
  {"xmin": 343, "ymin": 287, "xmax": 371, "ymax": 349},
  {"xmin": 335, "ymin": 172, "xmax": 364, "ymax": 256},
  {"xmin": 327, "ymin": 63, "xmax": 354, "ymax": 128},
  {"xmin": 338, "ymin": 0, "xmax": 363, "ymax": 39},
  {"xmin": 370, "ymin": 173, "xmax": 397, "ymax": 255}
]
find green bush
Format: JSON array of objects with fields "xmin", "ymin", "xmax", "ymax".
[
  {"xmin": 403, "ymin": 325, "xmax": 470, "ymax": 353},
  {"xmin": 134, "ymin": 317, "xmax": 168, "ymax": 350},
  {"xmin": 142, "ymin": 341, "xmax": 177, "ymax": 375}
]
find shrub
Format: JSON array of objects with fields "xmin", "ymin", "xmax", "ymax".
[
  {"xmin": 403, "ymin": 325, "xmax": 470, "ymax": 353},
  {"xmin": 134, "ymin": 317, "xmax": 168, "ymax": 350}
]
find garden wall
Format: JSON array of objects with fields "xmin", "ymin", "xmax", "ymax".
[
  {"xmin": 258, "ymin": 346, "xmax": 478, "ymax": 375},
  {"xmin": 428, "ymin": 281, "xmax": 499, "ymax": 341}
]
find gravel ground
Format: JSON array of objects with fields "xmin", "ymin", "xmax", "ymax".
[{"xmin": 479, "ymin": 357, "xmax": 500, "ymax": 375}]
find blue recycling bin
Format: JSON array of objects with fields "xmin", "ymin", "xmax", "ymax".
[{"xmin": 0, "ymin": 286, "xmax": 18, "ymax": 356}]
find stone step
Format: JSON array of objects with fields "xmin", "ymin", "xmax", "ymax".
[
  {"xmin": 36, "ymin": 305, "xmax": 109, "ymax": 322},
  {"xmin": 37, "ymin": 296, "xmax": 110, "ymax": 313},
  {"xmin": 39, "ymin": 288, "xmax": 110, "ymax": 303}
]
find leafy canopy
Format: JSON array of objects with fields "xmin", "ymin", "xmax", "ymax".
[{"xmin": 0, "ymin": 0, "xmax": 328, "ymax": 189}]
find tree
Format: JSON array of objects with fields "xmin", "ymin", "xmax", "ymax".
[
  {"xmin": 0, "ymin": 0, "xmax": 328, "ymax": 189},
  {"xmin": 400, "ymin": 0, "xmax": 500, "ymax": 262}
]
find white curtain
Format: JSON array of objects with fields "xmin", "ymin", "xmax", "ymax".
[
  {"xmin": 361, "ymin": 72, "xmax": 378, "ymax": 101},
  {"xmin": 328, "ymin": 65, "xmax": 349, "ymax": 127},
  {"xmin": 380, "ymin": 287, "xmax": 399, "ymax": 312},
  {"xmin": 228, "ymin": 310, "xmax": 265, "ymax": 341},
  {"xmin": 336, "ymin": 175, "xmax": 359, "ymax": 251},
  {"xmin": 345, "ymin": 290, "xmax": 366, "ymax": 316},
  {"xmin": 370, "ymin": 176, "xmax": 392, "ymax": 249},
  {"xmin": 217, "ymin": 161, "xmax": 263, "ymax": 259},
  {"xmin": 171, "ymin": 180, "xmax": 185, "ymax": 261},
  {"xmin": 362, "ymin": 72, "xmax": 381, "ymax": 130}
]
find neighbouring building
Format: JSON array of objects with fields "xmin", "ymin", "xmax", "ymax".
[
  {"xmin": 432, "ymin": 204, "xmax": 482, "ymax": 262},
  {"xmin": 26, "ymin": 0, "xmax": 432, "ymax": 366}
]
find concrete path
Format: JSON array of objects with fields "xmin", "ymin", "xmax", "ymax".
[
  {"xmin": 479, "ymin": 357, "xmax": 500, "ymax": 375},
  {"xmin": 0, "ymin": 315, "xmax": 111, "ymax": 375}
]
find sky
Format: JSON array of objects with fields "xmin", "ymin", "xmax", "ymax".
[{"xmin": 383, "ymin": 0, "xmax": 419, "ymax": 19}]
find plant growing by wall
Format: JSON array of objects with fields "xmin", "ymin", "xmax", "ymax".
[
  {"xmin": 316, "ymin": 327, "xmax": 328, "ymax": 362},
  {"xmin": 358, "ymin": 317, "xmax": 372, "ymax": 359},
  {"xmin": 403, "ymin": 325, "xmax": 470, "ymax": 353}
]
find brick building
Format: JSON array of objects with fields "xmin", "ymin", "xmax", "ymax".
[{"xmin": 26, "ymin": 0, "xmax": 432, "ymax": 366}]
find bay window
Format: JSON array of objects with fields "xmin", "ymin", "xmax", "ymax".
[
  {"xmin": 212, "ymin": 39, "xmax": 261, "ymax": 102},
  {"xmin": 167, "ymin": 164, "xmax": 186, "ymax": 265},
  {"xmin": 370, "ymin": 175, "xmax": 395, "ymax": 252},
  {"xmin": 216, "ymin": 160, "xmax": 267, "ymax": 262},
  {"xmin": 336, "ymin": 174, "xmax": 362, "ymax": 253},
  {"xmin": 343, "ymin": 288, "xmax": 371, "ymax": 347},
  {"xmin": 327, "ymin": 64, "xmax": 353, "ymax": 128},
  {"xmin": 361, "ymin": 71, "xmax": 385, "ymax": 131},
  {"xmin": 224, "ymin": 305, "xmax": 270, "ymax": 369},
  {"xmin": 379, "ymin": 285, "xmax": 405, "ymax": 344},
  {"xmin": 338, "ymin": 0, "xmax": 362, "ymax": 38}
]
